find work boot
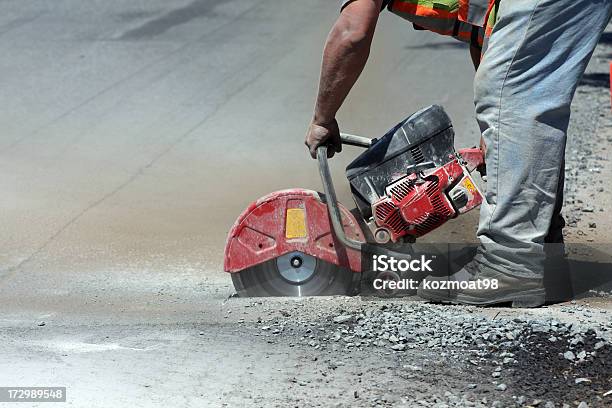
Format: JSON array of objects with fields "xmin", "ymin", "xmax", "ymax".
[{"xmin": 417, "ymin": 260, "xmax": 545, "ymax": 308}]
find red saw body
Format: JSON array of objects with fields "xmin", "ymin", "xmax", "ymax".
[
  {"xmin": 224, "ymin": 105, "xmax": 485, "ymax": 297},
  {"xmin": 224, "ymin": 189, "xmax": 363, "ymax": 273},
  {"xmin": 224, "ymin": 189, "xmax": 364, "ymax": 297},
  {"xmin": 372, "ymin": 148, "xmax": 484, "ymax": 242}
]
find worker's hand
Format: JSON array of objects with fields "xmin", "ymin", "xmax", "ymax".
[{"xmin": 305, "ymin": 119, "xmax": 342, "ymax": 159}]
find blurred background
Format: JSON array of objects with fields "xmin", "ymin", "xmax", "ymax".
[{"xmin": 0, "ymin": 0, "xmax": 479, "ymax": 298}]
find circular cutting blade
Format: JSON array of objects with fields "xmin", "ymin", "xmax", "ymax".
[
  {"xmin": 231, "ymin": 253, "xmax": 357, "ymax": 297},
  {"xmin": 276, "ymin": 251, "xmax": 317, "ymax": 284}
]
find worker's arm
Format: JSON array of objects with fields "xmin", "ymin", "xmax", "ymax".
[{"xmin": 305, "ymin": 0, "xmax": 384, "ymax": 158}]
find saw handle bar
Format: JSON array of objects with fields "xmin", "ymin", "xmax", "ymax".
[
  {"xmin": 339, "ymin": 133, "xmax": 375, "ymax": 148},
  {"xmin": 317, "ymin": 132, "xmax": 375, "ymax": 252},
  {"xmin": 317, "ymin": 145, "xmax": 363, "ymax": 251}
]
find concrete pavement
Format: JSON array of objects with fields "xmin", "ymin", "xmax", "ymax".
[
  {"xmin": 0, "ymin": 0, "xmax": 480, "ymax": 311},
  {"xmin": 4, "ymin": 2, "xmax": 610, "ymax": 407}
]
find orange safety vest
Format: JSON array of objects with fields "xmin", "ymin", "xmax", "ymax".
[{"xmin": 386, "ymin": 0, "xmax": 499, "ymax": 47}]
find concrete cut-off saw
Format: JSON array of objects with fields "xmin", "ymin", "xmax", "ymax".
[{"xmin": 224, "ymin": 105, "xmax": 486, "ymax": 297}]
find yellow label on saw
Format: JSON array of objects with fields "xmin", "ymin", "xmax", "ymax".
[
  {"xmin": 462, "ymin": 177, "xmax": 476, "ymax": 194},
  {"xmin": 286, "ymin": 208, "xmax": 307, "ymax": 239}
]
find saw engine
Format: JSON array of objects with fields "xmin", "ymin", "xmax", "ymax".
[{"xmin": 346, "ymin": 105, "xmax": 485, "ymax": 244}]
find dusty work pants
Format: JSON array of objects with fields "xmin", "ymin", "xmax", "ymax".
[{"xmin": 473, "ymin": 0, "xmax": 612, "ymax": 277}]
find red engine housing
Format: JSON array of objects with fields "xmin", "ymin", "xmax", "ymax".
[{"xmin": 372, "ymin": 152, "xmax": 483, "ymax": 242}]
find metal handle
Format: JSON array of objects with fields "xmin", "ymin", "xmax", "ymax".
[
  {"xmin": 317, "ymin": 145, "xmax": 362, "ymax": 251},
  {"xmin": 340, "ymin": 133, "xmax": 374, "ymax": 148}
]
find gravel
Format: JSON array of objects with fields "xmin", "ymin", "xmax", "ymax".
[
  {"xmin": 333, "ymin": 314, "xmax": 353, "ymax": 324},
  {"xmin": 563, "ymin": 25, "xmax": 612, "ymax": 241},
  {"xmin": 261, "ymin": 301, "xmax": 611, "ymax": 407}
]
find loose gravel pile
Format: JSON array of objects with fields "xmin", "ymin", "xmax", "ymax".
[
  {"xmin": 324, "ymin": 304, "xmax": 611, "ymax": 406},
  {"xmin": 261, "ymin": 302, "xmax": 611, "ymax": 407}
]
